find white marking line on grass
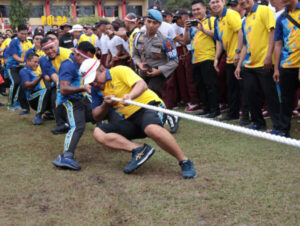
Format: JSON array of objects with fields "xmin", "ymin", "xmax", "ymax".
[{"xmin": 111, "ymin": 97, "xmax": 300, "ymax": 149}]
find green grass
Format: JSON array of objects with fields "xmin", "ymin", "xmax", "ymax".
[{"xmin": 1, "ymin": 95, "xmax": 300, "ymax": 225}]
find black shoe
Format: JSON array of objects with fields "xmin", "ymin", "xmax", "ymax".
[
  {"xmin": 196, "ymin": 110, "xmax": 209, "ymax": 116},
  {"xmin": 219, "ymin": 115, "xmax": 239, "ymax": 121},
  {"xmin": 43, "ymin": 112, "xmax": 55, "ymax": 121},
  {"xmin": 51, "ymin": 123, "xmax": 70, "ymax": 135},
  {"xmin": 239, "ymin": 118, "xmax": 251, "ymax": 126},
  {"xmin": 206, "ymin": 111, "xmax": 221, "ymax": 118},
  {"xmin": 167, "ymin": 115, "xmax": 180, "ymax": 134}
]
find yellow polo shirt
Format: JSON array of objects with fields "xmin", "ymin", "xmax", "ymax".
[
  {"xmin": 102, "ymin": 66, "xmax": 163, "ymax": 119},
  {"xmin": 51, "ymin": 47, "xmax": 73, "ymax": 72},
  {"xmin": 191, "ymin": 16, "xmax": 216, "ymax": 64},
  {"xmin": 78, "ymin": 33, "xmax": 92, "ymax": 46},
  {"xmin": 242, "ymin": 3, "xmax": 275, "ymax": 68},
  {"xmin": 214, "ymin": 8, "xmax": 242, "ymax": 64}
]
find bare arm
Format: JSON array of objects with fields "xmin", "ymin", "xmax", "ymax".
[
  {"xmin": 12, "ymin": 54, "xmax": 23, "ymax": 63},
  {"xmin": 92, "ymin": 100, "xmax": 110, "ymax": 122},
  {"xmin": 234, "ymin": 44, "xmax": 247, "ymax": 80},
  {"xmin": 214, "ymin": 40, "xmax": 223, "ymax": 73},
  {"xmin": 273, "ymin": 40, "xmax": 283, "ymax": 83},
  {"xmin": 59, "ymin": 80, "xmax": 86, "ymax": 96},
  {"xmin": 183, "ymin": 21, "xmax": 191, "ymax": 45},
  {"xmin": 233, "ymin": 30, "xmax": 243, "ymax": 65},
  {"xmin": 23, "ymin": 74, "xmax": 43, "ymax": 90},
  {"xmin": 264, "ymin": 28, "xmax": 275, "ymax": 72}
]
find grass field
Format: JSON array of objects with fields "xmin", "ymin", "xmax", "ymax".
[{"xmin": 1, "ymin": 95, "xmax": 300, "ymax": 225}]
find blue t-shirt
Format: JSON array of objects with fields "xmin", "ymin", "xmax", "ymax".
[
  {"xmin": 56, "ymin": 54, "xmax": 84, "ymax": 105},
  {"xmin": 91, "ymin": 87, "xmax": 104, "ymax": 109},
  {"xmin": 19, "ymin": 65, "xmax": 44, "ymax": 100}
]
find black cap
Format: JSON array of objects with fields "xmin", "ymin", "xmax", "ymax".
[
  {"xmin": 60, "ymin": 23, "xmax": 72, "ymax": 29},
  {"xmin": 227, "ymin": 0, "xmax": 238, "ymax": 6},
  {"xmin": 161, "ymin": 9, "xmax": 172, "ymax": 16}
]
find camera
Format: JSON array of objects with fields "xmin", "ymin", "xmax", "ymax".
[{"xmin": 189, "ymin": 20, "xmax": 198, "ymax": 27}]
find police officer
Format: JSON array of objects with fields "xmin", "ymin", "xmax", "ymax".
[
  {"xmin": 59, "ymin": 23, "xmax": 74, "ymax": 49},
  {"xmin": 132, "ymin": 9, "xmax": 180, "ymax": 134}
]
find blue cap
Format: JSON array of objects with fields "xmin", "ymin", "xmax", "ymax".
[{"xmin": 147, "ymin": 9, "xmax": 163, "ymax": 23}]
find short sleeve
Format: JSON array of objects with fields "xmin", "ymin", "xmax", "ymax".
[
  {"xmin": 59, "ymin": 60, "xmax": 75, "ymax": 82},
  {"xmin": 274, "ymin": 15, "xmax": 284, "ymax": 41},
  {"xmin": 114, "ymin": 36, "xmax": 123, "ymax": 46},
  {"xmin": 113, "ymin": 66, "xmax": 142, "ymax": 88},
  {"xmin": 91, "ymin": 87, "xmax": 104, "ymax": 109},
  {"xmin": 228, "ymin": 10, "xmax": 242, "ymax": 32},
  {"xmin": 168, "ymin": 25, "xmax": 177, "ymax": 40},
  {"xmin": 19, "ymin": 68, "xmax": 30, "ymax": 83},
  {"xmin": 264, "ymin": 6, "xmax": 276, "ymax": 31},
  {"xmin": 7, "ymin": 39, "xmax": 19, "ymax": 55}
]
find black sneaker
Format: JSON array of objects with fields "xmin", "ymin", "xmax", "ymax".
[
  {"xmin": 206, "ymin": 111, "xmax": 221, "ymax": 118},
  {"xmin": 168, "ymin": 115, "xmax": 180, "ymax": 134},
  {"xmin": 196, "ymin": 110, "xmax": 209, "ymax": 116},
  {"xmin": 179, "ymin": 159, "xmax": 197, "ymax": 179},
  {"xmin": 239, "ymin": 118, "xmax": 251, "ymax": 126},
  {"xmin": 219, "ymin": 115, "xmax": 239, "ymax": 121},
  {"xmin": 123, "ymin": 144, "xmax": 155, "ymax": 174},
  {"xmin": 51, "ymin": 123, "xmax": 70, "ymax": 135}
]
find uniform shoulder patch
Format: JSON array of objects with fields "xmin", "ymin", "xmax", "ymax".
[{"xmin": 162, "ymin": 38, "xmax": 177, "ymax": 60}]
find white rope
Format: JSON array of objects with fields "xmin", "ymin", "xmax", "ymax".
[{"xmin": 111, "ymin": 97, "xmax": 300, "ymax": 148}]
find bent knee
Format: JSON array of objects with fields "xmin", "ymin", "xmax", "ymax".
[{"xmin": 93, "ymin": 127, "xmax": 107, "ymax": 143}]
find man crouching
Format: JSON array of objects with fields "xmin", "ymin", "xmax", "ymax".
[{"xmin": 80, "ymin": 59, "xmax": 196, "ymax": 179}]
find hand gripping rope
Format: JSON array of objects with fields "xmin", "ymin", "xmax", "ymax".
[{"xmin": 111, "ymin": 97, "xmax": 300, "ymax": 149}]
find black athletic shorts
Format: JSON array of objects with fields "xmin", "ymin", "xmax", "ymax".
[{"xmin": 97, "ymin": 101, "xmax": 166, "ymax": 140}]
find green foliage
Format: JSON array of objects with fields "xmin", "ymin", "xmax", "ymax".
[
  {"xmin": 76, "ymin": 15, "xmax": 107, "ymax": 26},
  {"xmin": 9, "ymin": 0, "xmax": 33, "ymax": 30},
  {"xmin": 164, "ymin": 0, "xmax": 210, "ymax": 10}
]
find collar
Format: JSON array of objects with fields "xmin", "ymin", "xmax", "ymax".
[
  {"xmin": 245, "ymin": 3, "xmax": 258, "ymax": 16},
  {"xmin": 78, "ymin": 32, "xmax": 84, "ymax": 39},
  {"xmin": 216, "ymin": 7, "xmax": 227, "ymax": 19},
  {"xmin": 106, "ymin": 69, "xmax": 112, "ymax": 81},
  {"xmin": 285, "ymin": 1, "xmax": 300, "ymax": 12}
]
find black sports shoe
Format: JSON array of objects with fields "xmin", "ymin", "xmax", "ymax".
[
  {"xmin": 206, "ymin": 111, "xmax": 221, "ymax": 118},
  {"xmin": 51, "ymin": 123, "xmax": 70, "ymax": 135},
  {"xmin": 123, "ymin": 144, "xmax": 155, "ymax": 174},
  {"xmin": 219, "ymin": 115, "xmax": 239, "ymax": 121},
  {"xmin": 168, "ymin": 115, "xmax": 180, "ymax": 134}
]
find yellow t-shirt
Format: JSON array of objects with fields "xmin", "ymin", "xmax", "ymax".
[
  {"xmin": 102, "ymin": 66, "xmax": 164, "ymax": 119},
  {"xmin": 215, "ymin": 8, "xmax": 242, "ymax": 64},
  {"xmin": 242, "ymin": 4, "xmax": 275, "ymax": 68},
  {"xmin": 87, "ymin": 33, "xmax": 97, "ymax": 46},
  {"xmin": 191, "ymin": 16, "xmax": 216, "ymax": 63},
  {"xmin": 51, "ymin": 47, "xmax": 73, "ymax": 73},
  {"xmin": 78, "ymin": 33, "xmax": 92, "ymax": 46},
  {"xmin": 1, "ymin": 38, "xmax": 11, "ymax": 50}
]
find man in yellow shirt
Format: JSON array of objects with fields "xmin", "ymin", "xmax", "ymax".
[
  {"xmin": 235, "ymin": 0, "xmax": 280, "ymax": 132},
  {"xmin": 184, "ymin": 0, "xmax": 220, "ymax": 118},
  {"xmin": 69, "ymin": 24, "xmax": 92, "ymax": 48},
  {"xmin": 80, "ymin": 59, "xmax": 197, "ymax": 179}
]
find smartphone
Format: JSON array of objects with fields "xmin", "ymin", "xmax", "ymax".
[{"xmin": 144, "ymin": 64, "xmax": 153, "ymax": 72}]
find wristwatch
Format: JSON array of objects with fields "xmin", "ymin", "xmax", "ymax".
[{"xmin": 235, "ymin": 49, "xmax": 241, "ymax": 54}]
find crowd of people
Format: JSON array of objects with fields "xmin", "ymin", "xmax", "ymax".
[{"xmin": 0, "ymin": 0, "xmax": 299, "ymax": 178}]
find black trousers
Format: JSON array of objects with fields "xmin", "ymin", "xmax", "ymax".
[
  {"xmin": 192, "ymin": 60, "xmax": 219, "ymax": 113},
  {"xmin": 61, "ymin": 98, "xmax": 94, "ymax": 154},
  {"xmin": 49, "ymin": 85, "xmax": 67, "ymax": 127},
  {"xmin": 141, "ymin": 73, "xmax": 166, "ymax": 98},
  {"xmin": 242, "ymin": 67, "xmax": 280, "ymax": 129},
  {"xmin": 226, "ymin": 64, "xmax": 250, "ymax": 119},
  {"xmin": 8, "ymin": 67, "xmax": 29, "ymax": 109},
  {"xmin": 28, "ymin": 88, "xmax": 51, "ymax": 114},
  {"xmin": 279, "ymin": 68, "xmax": 299, "ymax": 133}
]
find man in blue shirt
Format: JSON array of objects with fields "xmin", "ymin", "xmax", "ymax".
[
  {"xmin": 6, "ymin": 24, "xmax": 33, "ymax": 113},
  {"xmin": 51, "ymin": 41, "xmax": 96, "ymax": 170},
  {"xmin": 19, "ymin": 53, "xmax": 51, "ymax": 125}
]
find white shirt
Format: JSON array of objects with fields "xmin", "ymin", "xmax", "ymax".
[
  {"xmin": 172, "ymin": 23, "xmax": 185, "ymax": 47},
  {"xmin": 108, "ymin": 35, "xmax": 124, "ymax": 57},
  {"xmin": 122, "ymin": 39, "xmax": 130, "ymax": 54},
  {"xmin": 100, "ymin": 34, "xmax": 109, "ymax": 55},
  {"xmin": 141, "ymin": 21, "xmax": 176, "ymax": 40}
]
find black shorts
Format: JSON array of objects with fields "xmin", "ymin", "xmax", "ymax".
[{"xmin": 97, "ymin": 102, "xmax": 166, "ymax": 140}]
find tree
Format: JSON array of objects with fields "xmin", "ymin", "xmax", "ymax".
[
  {"xmin": 9, "ymin": 0, "xmax": 33, "ymax": 30},
  {"xmin": 164, "ymin": 0, "xmax": 192, "ymax": 10}
]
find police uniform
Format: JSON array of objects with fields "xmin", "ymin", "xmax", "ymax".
[
  {"xmin": 132, "ymin": 28, "xmax": 178, "ymax": 97},
  {"xmin": 132, "ymin": 9, "xmax": 180, "ymax": 134}
]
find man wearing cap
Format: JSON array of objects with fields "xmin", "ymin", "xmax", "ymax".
[
  {"xmin": 51, "ymin": 41, "xmax": 96, "ymax": 170},
  {"xmin": 80, "ymin": 59, "xmax": 197, "ymax": 179},
  {"xmin": 132, "ymin": 9, "xmax": 180, "ymax": 134},
  {"xmin": 59, "ymin": 23, "xmax": 74, "ymax": 49},
  {"xmin": 69, "ymin": 24, "xmax": 92, "ymax": 48},
  {"xmin": 84, "ymin": 24, "xmax": 96, "ymax": 46},
  {"xmin": 124, "ymin": 13, "xmax": 140, "ymax": 56}
]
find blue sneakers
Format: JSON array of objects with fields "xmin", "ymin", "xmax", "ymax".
[
  {"xmin": 248, "ymin": 124, "xmax": 266, "ymax": 131},
  {"xmin": 19, "ymin": 109, "xmax": 30, "ymax": 115},
  {"xmin": 123, "ymin": 144, "xmax": 155, "ymax": 174},
  {"xmin": 179, "ymin": 159, "xmax": 197, "ymax": 179},
  {"xmin": 52, "ymin": 154, "xmax": 81, "ymax": 170},
  {"xmin": 32, "ymin": 113, "xmax": 43, "ymax": 125}
]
